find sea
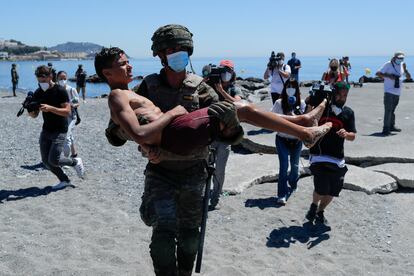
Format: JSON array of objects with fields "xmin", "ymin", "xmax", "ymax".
[{"xmin": 1, "ymin": 56, "xmax": 412, "ymax": 98}]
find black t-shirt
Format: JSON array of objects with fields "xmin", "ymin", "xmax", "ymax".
[
  {"xmin": 287, "ymin": 58, "xmax": 301, "ymax": 74},
  {"xmin": 76, "ymin": 69, "xmax": 87, "ymax": 87},
  {"xmin": 33, "ymin": 84, "xmax": 69, "ymax": 133},
  {"xmin": 310, "ymin": 106, "xmax": 356, "ymax": 159}
]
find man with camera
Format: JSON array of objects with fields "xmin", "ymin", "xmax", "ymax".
[
  {"xmin": 376, "ymin": 52, "xmax": 411, "ymax": 136},
  {"xmin": 29, "ymin": 65, "xmax": 85, "ymax": 190},
  {"xmin": 305, "ymin": 81, "xmax": 356, "ymax": 225},
  {"xmin": 264, "ymin": 52, "xmax": 291, "ymax": 104},
  {"xmin": 204, "ymin": 59, "xmax": 242, "ymax": 210}
]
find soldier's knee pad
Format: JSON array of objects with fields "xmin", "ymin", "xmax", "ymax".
[
  {"xmin": 150, "ymin": 229, "xmax": 176, "ymax": 267},
  {"xmin": 178, "ymin": 228, "xmax": 199, "ymax": 255}
]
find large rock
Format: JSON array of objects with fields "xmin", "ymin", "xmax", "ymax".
[
  {"xmin": 343, "ymin": 164, "xmax": 398, "ymax": 194},
  {"xmin": 367, "ymin": 163, "xmax": 414, "ymax": 188},
  {"xmin": 236, "ymin": 80, "xmax": 265, "ymax": 91},
  {"xmin": 223, "ymin": 153, "xmax": 309, "ymax": 195}
]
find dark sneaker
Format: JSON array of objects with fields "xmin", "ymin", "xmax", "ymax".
[
  {"xmin": 381, "ymin": 131, "xmax": 391, "ymax": 136},
  {"xmin": 390, "ymin": 126, "xmax": 402, "ymax": 132},
  {"xmin": 306, "ymin": 203, "xmax": 317, "ymax": 222},
  {"xmin": 315, "ymin": 210, "xmax": 328, "ymax": 225}
]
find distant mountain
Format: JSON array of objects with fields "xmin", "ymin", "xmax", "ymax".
[{"xmin": 48, "ymin": 42, "xmax": 103, "ymax": 53}]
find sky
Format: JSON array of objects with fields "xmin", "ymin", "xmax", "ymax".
[{"xmin": 1, "ymin": 0, "xmax": 413, "ymax": 58}]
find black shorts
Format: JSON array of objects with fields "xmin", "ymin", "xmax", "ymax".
[{"xmin": 310, "ymin": 162, "xmax": 348, "ymax": 197}]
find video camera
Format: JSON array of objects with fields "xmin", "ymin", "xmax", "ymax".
[
  {"xmin": 16, "ymin": 91, "xmax": 41, "ymax": 117},
  {"xmin": 308, "ymin": 81, "xmax": 334, "ymax": 107},
  {"xmin": 267, "ymin": 51, "xmax": 282, "ymax": 71},
  {"xmin": 202, "ymin": 64, "xmax": 227, "ymax": 84}
]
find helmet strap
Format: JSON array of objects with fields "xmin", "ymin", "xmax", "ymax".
[{"xmin": 188, "ymin": 56, "xmax": 196, "ymax": 74}]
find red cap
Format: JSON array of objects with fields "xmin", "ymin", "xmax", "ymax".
[{"xmin": 219, "ymin": 60, "xmax": 234, "ymax": 70}]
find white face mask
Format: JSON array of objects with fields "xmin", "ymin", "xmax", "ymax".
[
  {"xmin": 331, "ymin": 105, "xmax": 343, "ymax": 115},
  {"xmin": 286, "ymin": 88, "xmax": 296, "ymax": 96},
  {"xmin": 39, "ymin": 82, "xmax": 50, "ymax": 91},
  {"xmin": 221, "ymin": 72, "xmax": 232, "ymax": 82},
  {"xmin": 58, "ymin": 80, "xmax": 67, "ymax": 87}
]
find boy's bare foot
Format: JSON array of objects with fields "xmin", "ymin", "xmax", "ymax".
[
  {"xmin": 303, "ymin": 122, "xmax": 332, "ymax": 148},
  {"xmin": 304, "ymin": 99, "xmax": 327, "ymax": 126}
]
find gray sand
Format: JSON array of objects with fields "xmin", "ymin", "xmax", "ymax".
[{"xmin": 1, "ymin": 85, "xmax": 414, "ymax": 276}]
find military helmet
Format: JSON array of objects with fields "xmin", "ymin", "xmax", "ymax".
[{"xmin": 151, "ymin": 24, "xmax": 193, "ymax": 56}]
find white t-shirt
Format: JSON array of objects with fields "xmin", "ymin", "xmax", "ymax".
[
  {"xmin": 65, "ymin": 85, "xmax": 79, "ymax": 118},
  {"xmin": 271, "ymin": 98, "xmax": 306, "ymax": 139},
  {"xmin": 310, "ymin": 154, "xmax": 346, "ymax": 168},
  {"xmin": 378, "ymin": 61, "xmax": 404, "ymax": 96},
  {"xmin": 267, "ymin": 64, "xmax": 291, "ymax": 94}
]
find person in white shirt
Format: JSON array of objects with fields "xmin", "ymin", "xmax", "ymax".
[
  {"xmin": 271, "ymin": 78, "xmax": 306, "ymax": 205},
  {"xmin": 264, "ymin": 52, "xmax": 291, "ymax": 104},
  {"xmin": 57, "ymin": 71, "xmax": 81, "ymax": 158},
  {"xmin": 376, "ymin": 52, "xmax": 411, "ymax": 135}
]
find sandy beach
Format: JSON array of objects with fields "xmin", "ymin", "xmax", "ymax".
[{"xmin": 1, "ymin": 83, "xmax": 414, "ymax": 276}]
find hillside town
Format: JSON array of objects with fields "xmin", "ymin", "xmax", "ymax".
[{"xmin": 0, "ymin": 39, "xmax": 100, "ymax": 61}]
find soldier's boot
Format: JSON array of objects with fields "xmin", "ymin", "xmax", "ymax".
[
  {"xmin": 177, "ymin": 228, "xmax": 199, "ymax": 276},
  {"xmin": 150, "ymin": 229, "xmax": 177, "ymax": 276}
]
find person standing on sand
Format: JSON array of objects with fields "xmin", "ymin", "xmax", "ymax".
[
  {"xmin": 305, "ymin": 82, "xmax": 356, "ymax": 225},
  {"xmin": 376, "ymin": 52, "xmax": 411, "ymax": 136},
  {"xmin": 11, "ymin": 63, "xmax": 19, "ymax": 97},
  {"xmin": 75, "ymin": 64, "xmax": 87, "ymax": 103},
  {"xmin": 271, "ymin": 77, "xmax": 306, "ymax": 205},
  {"xmin": 264, "ymin": 52, "xmax": 291, "ymax": 104},
  {"xmin": 206, "ymin": 59, "xmax": 243, "ymax": 210},
  {"xmin": 28, "ymin": 65, "xmax": 85, "ymax": 190},
  {"xmin": 287, "ymin": 52, "xmax": 302, "ymax": 82},
  {"xmin": 57, "ymin": 71, "xmax": 80, "ymax": 159},
  {"xmin": 321, "ymin": 59, "xmax": 345, "ymax": 85}
]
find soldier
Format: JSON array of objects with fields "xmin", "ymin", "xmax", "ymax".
[
  {"xmin": 135, "ymin": 24, "xmax": 220, "ymax": 276},
  {"xmin": 11, "ymin": 63, "xmax": 19, "ymax": 97}
]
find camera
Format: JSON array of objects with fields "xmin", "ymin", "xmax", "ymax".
[
  {"xmin": 202, "ymin": 64, "xmax": 226, "ymax": 84},
  {"xmin": 267, "ymin": 51, "xmax": 282, "ymax": 71},
  {"xmin": 16, "ymin": 91, "xmax": 41, "ymax": 117},
  {"xmin": 308, "ymin": 81, "xmax": 334, "ymax": 107},
  {"xmin": 394, "ymin": 76, "xmax": 400, "ymax": 88}
]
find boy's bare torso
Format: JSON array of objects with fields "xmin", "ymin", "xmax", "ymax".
[{"xmin": 109, "ymin": 89, "xmax": 163, "ymax": 125}]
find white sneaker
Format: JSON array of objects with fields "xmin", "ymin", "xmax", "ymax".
[
  {"xmin": 277, "ymin": 196, "xmax": 287, "ymax": 205},
  {"xmin": 73, "ymin": 157, "xmax": 85, "ymax": 178},
  {"xmin": 52, "ymin": 181, "xmax": 71, "ymax": 190}
]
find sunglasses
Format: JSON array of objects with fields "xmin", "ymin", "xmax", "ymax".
[{"xmin": 36, "ymin": 74, "xmax": 50, "ymax": 78}]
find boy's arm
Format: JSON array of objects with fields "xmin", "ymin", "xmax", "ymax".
[{"xmin": 109, "ymin": 90, "xmax": 186, "ymax": 145}]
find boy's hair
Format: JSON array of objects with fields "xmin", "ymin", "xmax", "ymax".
[
  {"xmin": 35, "ymin": 65, "xmax": 51, "ymax": 77},
  {"xmin": 94, "ymin": 47, "xmax": 125, "ymax": 83}
]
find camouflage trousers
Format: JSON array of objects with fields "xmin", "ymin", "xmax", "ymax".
[{"xmin": 140, "ymin": 162, "xmax": 208, "ymax": 275}]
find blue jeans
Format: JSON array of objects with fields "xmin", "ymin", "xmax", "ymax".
[
  {"xmin": 39, "ymin": 130, "xmax": 75, "ymax": 182},
  {"xmin": 276, "ymin": 135, "xmax": 302, "ymax": 198}
]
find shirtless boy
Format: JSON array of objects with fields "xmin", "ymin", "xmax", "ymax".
[{"xmin": 94, "ymin": 47, "xmax": 331, "ymax": 158}]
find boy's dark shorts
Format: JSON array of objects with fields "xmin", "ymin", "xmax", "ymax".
[{"xmin": 310, "ymin": 162, "xmax": 348, "ymax": 197}]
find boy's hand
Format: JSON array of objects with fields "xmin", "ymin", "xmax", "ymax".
[
  {"xmin": 336, "ymin": 128, "xmax": 348, "ymax": 138},
  {"xmin": 167, "ymin": 105, "xmax": 188, "ymax": 118},
  {"xmin": 139, "ymin": 144, "xmax": 162, "ymax": 164}
]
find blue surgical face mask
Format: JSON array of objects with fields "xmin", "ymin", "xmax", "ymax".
[
  {"xmin": 221, "ymin": 72, "xmax": 232, "ymax": 82},
  {"xmin": 394, "ymin": 58, "xmax": 403, "ymax": 65},
  {"xmin": 166, "ymin": 51, "xmax": 189, "ymax": 72}
]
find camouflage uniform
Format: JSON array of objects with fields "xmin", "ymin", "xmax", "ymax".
[{"xmin": 137, "ymin": 64, "xmax": 218, "ymax": 275}]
